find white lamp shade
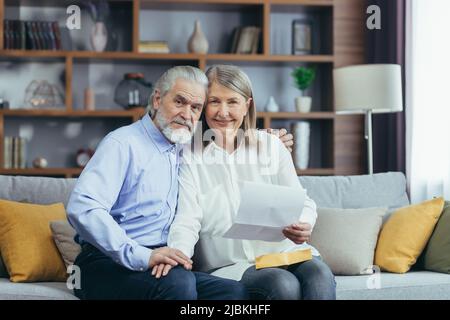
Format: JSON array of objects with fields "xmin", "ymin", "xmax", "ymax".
[{"xmin": 333, "ymin": 64, "xmax": 403, "ymax": 114}]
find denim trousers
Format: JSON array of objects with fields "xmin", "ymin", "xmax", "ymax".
[
  {"xmin": 240, "ymin": 256, "xmax": 336, "ymax": 300},
  {"xmin": 73, "ymin": 244, "xmax": 248, "ymax": 300}
]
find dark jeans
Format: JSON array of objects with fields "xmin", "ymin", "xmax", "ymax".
[
  {"xmin": 240, "ymin": 256, "xmax": 336, "ymax": 300},
  {"xmin": 73, "ymin": 244, "xmax": 248, "ymax": 300}
]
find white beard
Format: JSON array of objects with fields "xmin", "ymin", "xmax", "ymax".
[
  {"xmin": 155, "ymin": 111, "xmax": 193, "ymax": 144},
  {"xmin": 163, "ymin": 126, "xmax": 192, "ymax": 144}
]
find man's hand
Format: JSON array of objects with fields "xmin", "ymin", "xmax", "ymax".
[
  {"xmin": 283, "ymin": 222, "xmax": 312, "ymax": 244},
  {"xmin": 149, "ymin": 247, "xmax": 192, "ymax": 271},
  {"xmin": 265, "ymin": 128, "xmax": 294, "ymax": 152}
]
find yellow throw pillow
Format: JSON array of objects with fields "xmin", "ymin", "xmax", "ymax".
[
  {"xmin": 375, "ymin": 197, "xmax": 445, "ymax": 273},
  {"xmin": 0, "ymin": 199, "xmax": 68, "ymax": 282}
]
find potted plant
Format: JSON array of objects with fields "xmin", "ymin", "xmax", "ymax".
[{"xmin": 291, "ymin": 66, "xmax": 316, "ymax": 112}]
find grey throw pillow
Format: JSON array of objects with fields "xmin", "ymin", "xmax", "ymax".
[
  {"xmin": 310, "ymin": 207, "xmax": 387, "ymax": 275},
  {"xmin": 50, "ymin": 220, "xmax": 81, "ymax": 267}
]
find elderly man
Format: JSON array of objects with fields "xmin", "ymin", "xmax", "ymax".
[{"xmin": 67, "ymin": 66, "xmax": 249, "ymax": 300}]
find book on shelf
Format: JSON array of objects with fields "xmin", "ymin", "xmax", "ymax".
[
  {"xmin": 230, "ymin": 26, "xmax": 260, "ymax": 54},
  {"xmin": 3, "ymin": 136, "xmax": 27, "ymax": 169},
  {"xmin": 138, "ymin": 41, "xmax": 170, "ymax": 53},
  {"xmin": 3, "ymin": 19, "xmax": 63, "ymax": 50}
]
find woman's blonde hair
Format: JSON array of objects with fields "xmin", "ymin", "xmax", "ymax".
[{"xmin": 203, "ymin": 64, "xmax": 257, "ymax": 146}]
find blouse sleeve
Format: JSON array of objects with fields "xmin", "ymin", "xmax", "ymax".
[
  {"xmin": 268, "ymin": 133, "xmax": 318, "ymax": 229},
  {"xmin": 167, "ymin": 162, "xmax": 203, "ymax": 258}
]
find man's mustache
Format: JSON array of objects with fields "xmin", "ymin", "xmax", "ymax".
[{"xmin": 172, "ymin": 118, "xmax": 193, "ymax": 131}]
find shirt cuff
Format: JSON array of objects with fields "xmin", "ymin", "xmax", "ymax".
[
  {"xmin": 299, "ymin": 208, "xmax": 317, "ymax": 229},
  {"xmin": 170, "ymin": 243, "xmax": 193, "ymax": 259},
  {"xmin": 132, "ymin": 245, "xmax": 153, "ymax": 272}
]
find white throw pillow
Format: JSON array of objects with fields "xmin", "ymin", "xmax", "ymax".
[
  {"xmin": 50, "ymin": 220, "xmax": 81, "ymax": 267},
  {"xmin": 310, "ymin": 207, "xmax": 387, "ymax": 275}
]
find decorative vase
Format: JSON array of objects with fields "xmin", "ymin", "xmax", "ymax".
[
  {"xmin": 293, "ymin": 121, "xmax": 310, "ymax": 170},
  {"xmin": 84, "ymin": 88, "xmax": 95, "ymax": 111},
  {"xmin": 90, "ymin": 21, "xmax": 108, "ymax": 52},
  {"xmin": 295, "ymin": 96, "xmax": 312, "ymax": 113},
  {"xmin": 265, "ymin": 96, "xmax": 280, "ymax": 112},
  {"xmin": 187, "ymin": 20, "xmax": 209, "ymax": 54},
  {"xmin": 114, "ymin": 73, "xmax": 153, "ymax": 109}
]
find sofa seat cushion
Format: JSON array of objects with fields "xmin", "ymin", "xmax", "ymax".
[
  {"xmin": 0, "ymin": 278, "xmax": 78, "ymax": 300},
  {"xmin": 336, "ymin": 271, "xmax": 450, "ymax": 300}
]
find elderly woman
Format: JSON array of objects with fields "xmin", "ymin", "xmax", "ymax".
[{"xmin": 165, "ymin": 65, "xmax": 336, "ymax": 300}]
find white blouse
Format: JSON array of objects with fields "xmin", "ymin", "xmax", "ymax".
[{"xmin": 168, "ymin": 131, "xmax": 319, "ymax": 281}]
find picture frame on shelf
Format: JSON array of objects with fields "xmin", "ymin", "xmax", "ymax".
[{"xmin": 292, "ymin": 19, "xmax": 313, "ymax": 55}]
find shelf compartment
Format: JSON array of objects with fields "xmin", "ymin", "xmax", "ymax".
[
  {"xmin": 271, "ymin": 118, "xmax": 334, "ymax": 170},
  {"xmin": 139, "ymin": 1, "xmax": 263, "ymax": 54},
  {"xmin": 71, "ymin": 59, "xmax": 198, "ymax": 111},
  {"xmin": 4, "ymin": 0, "xmax": 133, "ymax": 52},
  {"xmin": 207, "ymin": 61, "xmax": 333, "ymax": 112},
  {"xmin": 0, "ymin": 60, "xmax": 66, "ymax": 109},
  {"xmin": 270, "ymin": 3, "xmax": 333, "ymax": 55},
  {"xmin": 3, "ymin": 116, "xmax": 132, "ymax": 168}
]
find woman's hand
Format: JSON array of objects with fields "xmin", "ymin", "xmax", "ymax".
[
  {"xmin": 151, "ymin": 263, "xmax": 174, "ymax": 279},
  {"xmin": 283, "ymin": 222, "xmax": 312, "ymax": 244},
  {"xmin": 265, "ymin": 128, "xmax": 294, "ymax": 152},
  {"xmin": 149, "ymin": 247, "xmax": 193, "ymax": 270}
]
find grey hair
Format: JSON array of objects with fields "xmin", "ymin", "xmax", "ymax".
[
  {"xmin": 205, "ymin": 64, "xmax": 257, "ymax": 135},
  {"xmin": 146, "ymin": 66, "xmax": 208, "ymax": 117}
]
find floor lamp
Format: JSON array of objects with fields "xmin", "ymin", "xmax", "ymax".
[{"xmin": 333, "ymin": 64, "xmax": 403, "ymax": 174}]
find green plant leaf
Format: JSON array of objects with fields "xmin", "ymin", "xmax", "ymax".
[{"xmin": 291, "ymin": 66, "xmax": 316, "ymax": 91}]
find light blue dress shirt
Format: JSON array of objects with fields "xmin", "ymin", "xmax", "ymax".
[{"xmin": 67, "ymin": 113, "xmax": 180, "ymax": 272}]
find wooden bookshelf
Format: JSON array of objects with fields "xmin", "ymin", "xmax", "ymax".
[
  {"xmin": 0, "ymin": 108, "xmax": 146, "ymax": 118},
  {"xmin": 0, "ymin": 0, "xmax": 366, "ymax": 176},
  {"xmin": 0, "ymin": 167, "xmax": 82, "ymax": 178},
  {"xmin": 0, "ymin": 50, "xmax": 334, "ymax": 63}
]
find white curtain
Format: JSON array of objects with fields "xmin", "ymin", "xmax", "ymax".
[{"xmin": 406, "ymin": 0, "xmax": 450, "ymax": 204}]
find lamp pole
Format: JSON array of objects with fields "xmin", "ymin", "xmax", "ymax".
[{"xmin": 365, "ymin": 109, "xmax": 374, "ymax": 174}]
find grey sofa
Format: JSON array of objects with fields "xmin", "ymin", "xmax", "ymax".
[{"xmin": 1, "ymin": 172, "xmax": 449, "ymax": 300}]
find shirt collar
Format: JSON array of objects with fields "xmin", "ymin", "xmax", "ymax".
[
  {"xmin": 204, "ymin": 138, "xmax": 245, "ymax": 157},
  {"xmin": 141, "ymin": 113, "xmax": 175, "ymax": 154}
]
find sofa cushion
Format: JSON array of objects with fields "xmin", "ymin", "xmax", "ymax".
[
  {"xmin": 375, "ymin": 197, "xmax": 445, "ymax": 273},
  {"xmin": 0, "ymin": 200, "xmax": 68, "ymax": 282},
  {"xmin": 0, "ymin": 175, "xmax": 76, "ymax": 207},
  {"xmin": 299, "ymin": 172, "xmax": 410, "ymax": 211},
  {"xmin": 50, "ymin": 220, "xmax": 81, "ymax": 267},
  {"xmin": 424, "ymin": 201, "xmax": 450, "ymax": 274},
  {"xmin": 310, "ymin": 207, "xmax": 386, "ymax": 275},
  {"xmin": 336, "ymin": 271, "xmax": 450, "ymax": 300},
  {"xmin": 0, "ymin": 278, "xmax": 78, "ymax": 300}
]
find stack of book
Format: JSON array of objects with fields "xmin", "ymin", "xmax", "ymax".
[
  {"xmin": 3, "ymin": 20, "xmax": 62, "ymax": 50},
  {"xmin": 138, "ymin": 41, "xmax": 170, "ymax": 53},
  {"xmin": 230, "ymin": 26, "xmax": 261, "ymax": 54},
  {"xmin": 3, "ymin": 136, "xmax": 27, "ymax": 169}
]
